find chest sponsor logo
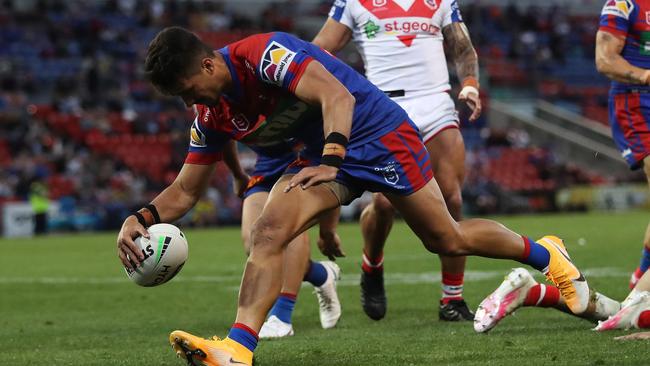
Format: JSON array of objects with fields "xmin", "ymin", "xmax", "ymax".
[
  {"xmin": 375, "ymin": 162, "xmax": 400, "ymax": 185},
  {"xmin": 260, "ymin": 41, "xmax": 297, "ymax": 86},
  {"xmin": 602, "ymin": 0, "xmax": 634, "ymax": 19},
  {"xmin": 231, "ymin": 113, "xmax": 250, "ymax": 131},
  {"xmin": 190, "ymin": 118, "xmax": 207, "ymax": 147}
]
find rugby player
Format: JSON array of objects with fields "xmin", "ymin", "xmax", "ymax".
[
  {"xmin": 313, "ymin": 0, "xmax": 480, "ymax": 321},
  {"xmin": 117, "ymin": 27, "xmax": 591, "ymax": 366},
  {"xmin": 596, "ymin": 0, "xmax": 650, "ymax": 289},
  {"xmin": 223, "ymin": 134, "xmax": 343, "ymax": 338}
]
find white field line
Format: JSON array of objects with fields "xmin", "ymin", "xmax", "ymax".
[{"xmin": 0, "ymin": 267, "xmax": 627, "ymax": 286}]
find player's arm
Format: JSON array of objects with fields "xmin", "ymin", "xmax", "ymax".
[
  {"xmin": 285, "ymin": 61, "xmax": 355, "ymax": 192},
  {"xmin": 312, "ymin": 18, "xmax": 353, "ymax": 53},
  {"xmin": 117, "ymin": 162, "xmax": 216, "ymax": 269},
  {"xmin": 595, "ymin": 30, "xmax": 650, "ymax": 85},
  {"xmin": 222, "ymin": 140, "xmax": 250, "ymax": 197},
  {"xmin": 442, "ymin": 22, "xmax": 481, "ymax": 121}
]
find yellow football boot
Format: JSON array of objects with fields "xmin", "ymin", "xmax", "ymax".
[
  {"xmin": 170, "ymin": 330, "xmax": 253, "ymax": 366},
  {"xmin": 536, "ymin": 235, "xmax": 589, "ymax": 314}
]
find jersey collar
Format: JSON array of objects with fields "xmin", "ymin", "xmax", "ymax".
[{"xmin": 217, "ymin": 47, "xmax": 243, "ymax": 101}]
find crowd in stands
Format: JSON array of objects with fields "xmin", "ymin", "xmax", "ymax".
[{"xmin": 0, "ymin": 1, "xmax": 616, "ymax": 232}]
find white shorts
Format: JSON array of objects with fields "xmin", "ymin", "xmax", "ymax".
[{"xmin": 390, "ymin": 91, "xmax": 459, "ymax": 143}]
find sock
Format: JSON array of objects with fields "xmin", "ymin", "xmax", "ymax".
[
  {"xmin": 227, "ymin": 323, "xmax": 258, "ymax": 352},
  {"xmin": 637, "ymin": 311, "xmax": 650, "ymax": 328},
  {"xmin": 441, "ymin": 272, "xmax": 464, "ymax": 304},
  {"xmin": 639, "ymin": 246, "xmax": 650, "ymax": 272},
  {"xmin": 518, "ymin": 236, "xmax": 551, "ymax": 273},
  {"xmin": 523, "ymin": 284, "xmax": 560, "ymax": 307},
  {"xmin": 268, "ymin": 292, "xmax": 296, "ymax": 324},
  {"xmin": 362, "ymin": 250, "xmax": 384, "ymax": 273},
  {"xmin": 303, "ymin": 260, "xmax": 328, "ymax": 287}
]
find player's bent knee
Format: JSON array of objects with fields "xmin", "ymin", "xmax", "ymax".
[{"xmin": 372, "ymin": 194, "xmax": 395, "ymax": 217}]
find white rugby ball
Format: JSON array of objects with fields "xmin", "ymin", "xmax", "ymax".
[{"xmin": 125, "ymin": 223, "xmax": 188, "ymax": 287}]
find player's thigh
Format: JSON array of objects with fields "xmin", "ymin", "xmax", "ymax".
[
  {"xmin": 241, "ymin": 192, "xmax": 269, "ymax": 254},
  {"xmin": 252, "ymin": 175, "xmax": 340, "ymax": 251},
  {"xmin": 425, "ymin": 127, "xmax": 466, "ymax": 191},
  {"xmin": 385, "ymin": 178, "xmax": 462, "ymax": 254}
]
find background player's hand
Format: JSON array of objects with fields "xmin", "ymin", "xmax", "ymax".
[
  {"xmin": 116, "ymin": 215, "xmax": 149, "ymax": 270},
  {"xmin": 615, "ymin": 331, "xmax": 650, "ymax": 340},
  {"xmin": 232, "ymin": 172, "xmax": 250, "ymax": 198},
  {"xmin": 459, "ymin": 88, "xmax": 482, "ymax": 122},
  {"xmin": 284, "ymin": 165, "xmax": 338, "ymax": 192},
  {"xmin": 318, "ymin": 231, "xmax": 345, "ymax": 261}
]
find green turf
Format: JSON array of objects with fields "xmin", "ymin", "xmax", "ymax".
[{"xmin": 1, "ymin": 211, "xmax": 649, "ymax": 365}]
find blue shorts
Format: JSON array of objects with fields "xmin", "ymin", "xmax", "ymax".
[
  {"xmin": 243, "ymin": 152, "xmax": 298, "ymax": 199},
  {"xmin": 609, "ymin": 90, "xmax": 650, "ymax": 170},
  {"xmin": 286, "ymin": 120, "xmax": 433, "ymax": 202}
]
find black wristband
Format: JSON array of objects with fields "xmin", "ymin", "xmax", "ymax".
[
  {"xmin": 321, "ymin": 154, "xmax": 344, "ymax": 168},
  {"xmin": 325, "ymin": 132, "xmax": 348, "ymax": 147},
  {"xmin": 145, "ymin": 204, "xmax": 161, "ymax": 224},
  {"xmin": 133, "ymin": 212, "xmax": 147, "ymax": 227}
]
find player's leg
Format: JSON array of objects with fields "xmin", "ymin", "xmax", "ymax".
[
  {"xmin": 596, "ymin": 270, "xmax": 650, "ymax": 331},
  {"xmin": 358, "ymin": 192, "xmax": 392, "ymax": 320},
  {"xmin": 384, "ymin": 175, "xmax": 590, "ymax": 316},
  {"xmin": 172, "ymin": 176, "xmax": 341, "ymax": 364},
  {"xmin": 630, "ymin": 156, "xmax": 650, "ymax": 288},
  {"xmin": 425, "ymin": 128, "xmax": 473, "ymax": 321},
  {"xmin": 474, "ymin": 268, "xmax": 621, "ymax": 332}
]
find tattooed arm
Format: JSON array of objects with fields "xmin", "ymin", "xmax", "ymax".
[
  {"xmin": 442, "ymin": 22, "xmax": 481, "ymax": 121},
  {"xmin": 596, "ymin": 30, "xmax": 650, "ymax": 85}
]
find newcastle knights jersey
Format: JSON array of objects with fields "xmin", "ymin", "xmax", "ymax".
[{"xmin": 185, "ymin": 32, "xmax": 409, "ymax": 165}]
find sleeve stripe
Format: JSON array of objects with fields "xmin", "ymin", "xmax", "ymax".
[
  {"xmin": 185, "ymin": 152, "xmax": 223, "ymax": 164},
  {"xmin": 598, "ymin": 25, "xmax": 628, "ymax": 37},
  {"xmin": 288, "ymin": 56, "xmax": 315, "ymax": 93}
]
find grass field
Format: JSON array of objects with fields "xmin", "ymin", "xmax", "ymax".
[{"xmin": 2, "ymin": 211, "xmax": 650, "ymax": 365}]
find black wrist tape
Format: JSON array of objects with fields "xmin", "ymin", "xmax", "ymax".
[
  {"xmin": 325, "ymin": 132, "xmax": 349, "ymax": 147},
  {"xmin": 133, "ymin": 212, "xmax": 147, "ymax": 227},
  {"xmin": 321, "ymin": 154, "xmax": 344, "ymax": 168},
  {"xmin": 145, "ymin": 204, "xmax": 161, "ymax": 224}
]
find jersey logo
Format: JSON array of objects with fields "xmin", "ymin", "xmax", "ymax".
[
  {"xmin": 375, "ymin": 162, "xmax": 400, "ymax": 185},
  {"xmin": 363, "ymin": 19, "xmax": 381, "ymax": 38},
  {"xmin": 231, "ymin": 113, "xmax": 250, "ymax": 131},
  {"xmin": 260, "ymin": 41, "xmax": 297, "ymax": 86},
  {"xmin": 646, "ymin": 11, "xmax": 650, "ymax": 25},
  {"xmin": 373, "ymin": 0, "xmax": 387, "ymax": 7},
  {"xmin": 602, "ymin": 0, "xmax": 634, "ymax": 19},
  {"xmin": 190, "ymin": 118, "xmax": 207, "ymax": 147}
]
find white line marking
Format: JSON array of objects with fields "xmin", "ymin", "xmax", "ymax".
[{"xmin": 0, "ymin": 268, "xmax": 628, "ymax": 286}]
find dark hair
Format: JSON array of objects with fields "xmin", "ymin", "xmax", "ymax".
[{"xmin": 144, "ymin": 26, "xmax": 213, "ymax": 95}]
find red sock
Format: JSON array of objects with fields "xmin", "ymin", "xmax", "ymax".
[
  {"xmin": 523, "ymin": 284, "xmax": 560, "ymax": 307},
  {"xmin": 362, "ymin": 250, "xmax": 384, "ymax": 273},
  {"xmin": 638, "ymin": 311, "xmax": 650, "ymax": 328},
  {"xmin": 441, "ymin": 272, "xmax": 464, "ymax": 304}
]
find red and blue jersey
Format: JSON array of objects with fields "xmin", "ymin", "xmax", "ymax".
[
  {"xmin": 185, "ymin": 32, "xmax": 410, "ymax": 165},
  {"xmin": 599, "ymin": 0, "xmax": 650, "ymax": 91}
]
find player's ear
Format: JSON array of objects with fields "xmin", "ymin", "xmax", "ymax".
[{"xmin": 201, "ymin": 57, "xmax": 214, "ymax": 74}]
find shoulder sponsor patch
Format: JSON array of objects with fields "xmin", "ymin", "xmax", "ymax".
[
  {"xmin": 190, "ymin": 118, "xmax": 207, "ymax": 147},
  {"xmin": 260, "ymin": 41, "xmax": 297, "ymax": 86},
  {"xmin": 602, "ymin": 0, "xmax": 634, "ymax": 19}
]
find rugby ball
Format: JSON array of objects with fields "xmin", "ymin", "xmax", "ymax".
[{"xmin": 125, "ymin": 223, "xmax": 188, "ymax": 287}]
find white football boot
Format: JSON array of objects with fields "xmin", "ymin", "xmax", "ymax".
[
  {"xmin": 474, "ymin": 268, "xmax": 537, "ymax": 333},
  {"xmin": 258, "ymin": 315, "xmax": 294, "ymax": 339},
  {"xmin": 595, "ymin": 291, "xmax": 650, "ymax": 331},
  {"xmin": 314, "ymin": 261, "xmax": 342, "ymax": 329}
]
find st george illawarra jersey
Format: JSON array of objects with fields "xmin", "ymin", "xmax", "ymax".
[{"xmin": 329, "ymin": 0, "xmax": 464, "ymax": 95}]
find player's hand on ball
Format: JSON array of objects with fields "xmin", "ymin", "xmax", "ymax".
[
  {"xmin": 233, "ymin": 173, "xmax": 250, "ymax": 198},
  {"xmin": 318, "ymin": 231, "xmax": 345, "ymax": 261},
  {"xmin": 284, "ymin": 165, "xmax": 338, "ymax": 192},
  {"xmin": 116, "ymin": 215, "xmax": 149, "ymax": 270},
  {"xmin": 459, "ymin": 89, "xmax": 482, "ymax": 122}
]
